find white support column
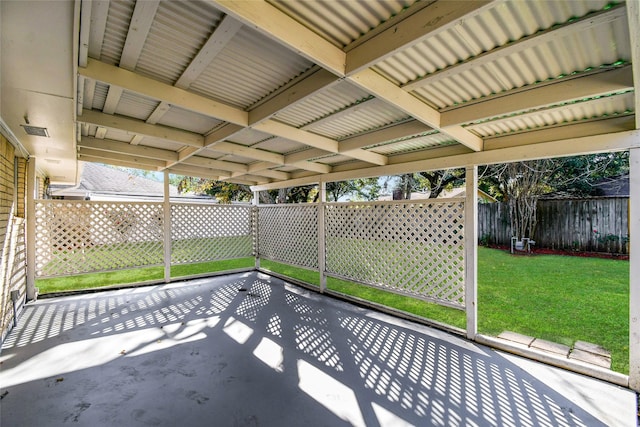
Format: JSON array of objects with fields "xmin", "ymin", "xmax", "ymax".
[
  {"xmin": 253, "ymin": 191, "xmax": 260, "ymax": 270},
  {"xmin": 163, "ymin": 171, "xmax": 171, "ymax": 283},
  {"xmin": 25, "ymin": 158, "xmax": 37, "ymax": 301},
  {"xmin": 629, "ymin": 147, "xmax": 640, "ymax": 391},
  {"xmin": 465, "ymin": 165, "xmax": 478, "ymax": 339},
  {"xmin": 318, "ymin": 181, "xmax": 326, "ymax": 293}
]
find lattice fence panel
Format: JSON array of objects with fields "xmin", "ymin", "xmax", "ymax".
[
  {"xmin": 35, "ymin": 201, "xmax": 164, "ymax": 277},
  {"xmin": 325, "ymin": 200, "xmax": 465, "ymax": 308},
  {"xmin": 171, "ymin": 204, "xmax": 254, "ymax": 264},
  {"xmin": 258, "ymin": 205, "xmax": 318, "ymax": 269}
]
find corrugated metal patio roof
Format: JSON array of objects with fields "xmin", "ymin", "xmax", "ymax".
[{"xmin": 5, "ymin": 0, "xmax": 638, "ymax": 187}]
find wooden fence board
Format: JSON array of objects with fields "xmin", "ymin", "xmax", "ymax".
[{"xmin": 478, "ymin": 198, "xmax": 629, "ymax": 254}]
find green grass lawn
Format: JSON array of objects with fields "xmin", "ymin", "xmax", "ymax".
[
  {"xmin": 262, "ymin": 248, "xmax": 629, "ymax": 374},
  {"xmin": 36, "ymin": 248, "xmax": 629, "ymax": 374},
  {"xmin": 477, "ymin": 248, "xmax": 629, "ymax": 373},
  {"xmin": 36, "ymin": 257, "xmax": 254, "ymax": 293}
]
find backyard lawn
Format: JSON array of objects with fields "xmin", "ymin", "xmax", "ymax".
[{"xmin": 35, "ymin": 247, "xmax": 629, "ymax": 373}]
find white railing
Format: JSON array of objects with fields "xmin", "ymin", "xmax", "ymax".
[
  {"xmin": 34, "ymin": 198, "xmax": 465, "ymax": 309},
  {"xmin": 324, "ymin": 199, "xmax": 465, "ymax": 308}
]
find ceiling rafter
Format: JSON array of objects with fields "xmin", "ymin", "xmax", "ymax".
[
  {"xmin": 402, "ymin": 3, "xmax": 628, "ymax": 91},
  {"xmin": 627, "ymin": 0, "xmax": 640, "ymax": 130},
  {"xmin": 251, "ymin": 129, "xmax": 640, "ymax": 191},
  {"xmin": 248, "ymin": 67, "xmax": 339, "ymax": 125},
  {"xmin": 101, "ymin": 0, "xmax": 160, "ymax": 115},
  {"xmin": 80, "ymin": 59, "xmax": 249, "ymax": 125},
  {"xmin": 79, "ymin": 109, "xmax": 204, "ymax": 147},
  {"xmin": 78, "ymin": 147, "xmax": 167, "ymax": 168},
  {"xmin": 211, "ymin": 0, "xmax": 484, "ymax": 152},
  {"xmin": 211, "ymin": 0, "xmax": 346, "ymax": 76},
  {"xmin": 345, "ymin": 0, "xmax": 494, "ymax": 75},
  {"xmin": 78, "ymin": 154, "xmax": 160, "ymax": 172},
  {"xmin": 78, "ymin": 136, "xmax": 178, "ymax": 161},
  {"xmin": 80, "ymin": 59, "xmax": 384, "ymax": 170},
  {"xmin": 348, "ymin": 69, "xmax": 483, "ymax": 151},
  {"xmin": 440, "ymin": 66, "xmax": 635, "ymax": 127},
  {"xmin": 144, "ymin": 14, "xmax": 243, "ymax": 131}
]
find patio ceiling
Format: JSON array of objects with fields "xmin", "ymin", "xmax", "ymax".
[{"xmin": 1, "ymin": 0, "xmax": 639, "ymax": 187}]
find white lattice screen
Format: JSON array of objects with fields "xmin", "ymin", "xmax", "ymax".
[
  {"xmin": 324, "ymin": 200, "xmax": 465, "ymax": 308},
  {"xmin": 171, "ymin": 204, "xmax": 253, "ymax": 264},
  {"xmin": 35, "ymin": 201, "xmax": 164, "ymax": 277},
  {"xmin": 258, "ymin": 205, "xmax": 318, "ymax": 269}
]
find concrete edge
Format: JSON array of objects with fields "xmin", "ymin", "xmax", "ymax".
[
  {"xmin": 38, "ymin": 267, "xmax": 256, "ymax": 299},
  {"xmin": 475, "ymin": 334, "xmax": 629, "ymax": 387},
  {"xmin": 256, "ymin": 268, "xmax": 467, "ymax": 337}
]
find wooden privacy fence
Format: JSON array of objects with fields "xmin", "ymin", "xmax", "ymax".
[{"xmin": 478, "ymin": 197, "xmax": 629, "ymax": 254}]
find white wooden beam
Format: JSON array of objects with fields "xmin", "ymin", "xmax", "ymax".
[
  {"xmin": 78, "ymin": 136, "xmax": 179, "ymax": 161},
  {"xmin": 253, "ymin": 119, "xmax": 339, "ymax": 153},
  {"xmin": 249, "ymin": 67, "xmax": 339, "ymax": 125},
  {"xmin": 403, "ymin": 3, "xmax": 628, "ymax": 91},
  {"xmin": 102, "ymin": 86, "xmax": 123, "ymax": 115},
  {"xmin": 629, "ymin": 147, "xmax": 640, "ymax": 391},
  {"xmin": 79, "ymin": 154, "xmax": 159, "ymax": 172},
  {"xmin": 120, "ymin": 0, "xmax": 160, "ymax": 70},
  {"xmin": 182, "ymin": 155, "xmax": 248, "ymax": 174},
  {"xmin": 78, "ymin": 147, "xmax": 167, "ymax": 168},
  {"xmin": 339, "ymin": 120, "xmax": 432, "ymax": 151},
  {"xmin": 339, "ymin": 148, "xmax": 387, "ymax": 166},
  {"xmin": 348, "ymin": 69, "xmax": 483, "ymax": 151},
  {"xmin": 465, "ymin": 165, "xmax": 478, "ymax": 340},
  {"xmin": 251, "ymin": 130, "xmax": 640, "ymax": 191},
  {"xmin": 284, "ymin": 148, "xmax": 328, "ymax": 164},
  {"xmin": 79, "ymin": 109, "xmax": 204, "ymax": 147},
  {"xmin": 87, "ymin": 0, "xmax": 109, "ymax": 58},
  {"xmin": 627, "ymin": 0, "xmax": 640, "ymax": 130},
  {"xmin": 101, "ymin": 1, "xmax": 160, "ymax": 118},
  {"xmin": 483, "ymin": 116, "xmax": 635, "ymax": 150},
  {"xmin": 238, "ymin": 168, "xmax": 290, "ymax": 181},
  {"xmin": 441, "ymin": 66, "xmax": 635, "ymax": 127},
  {"xmin": 80, "ymin": 59, "xmax": 249, "ymax": 125},
  {"xmin": 175, "ymin": 15, "xmax": 243, "ymax": 89},
  {"xmin": 346, "ymin": 1, "xmax": 494, "ymax": 75},
  {"xmin": 211, "ymin": 141, "xmax": 284, "ymax": 165},
  {"xmin": 204, "ymin": 123, "xmax": 246, "ymax": 147},
  {"xmin": 211, "ymin": 0, "xmax": 346, "ymax": 76},
  {"xmin": 78, "ymin": 0, "xmax": 92, "ymax": 68},
  {"xmin": 289, "ymin": 160, "xmax": 332, "ymax": 174}
]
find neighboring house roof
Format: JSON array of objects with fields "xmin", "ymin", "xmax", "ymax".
[
  {"xmin": 592, "ymin": 174, "xmax": 629, "ymax": 197},
  {"xmin": 540, "ymin": 175, "xmax": 629, "ymax": 200},
  {"xmin": 51, "ymin": 162, "xmax": 180, "ymax": 199}
]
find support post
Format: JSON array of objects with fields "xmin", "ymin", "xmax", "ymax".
[
  {"xmin": 629, "ymin": 147, "xmax": 640, "ymax": 390},
  {"xmin": 253, "ymin": 191, "xmax": 260, "ymax": 270},
  {"xmin": 163, "ymin": 170, "xmax": 171, "ymax": 283},
  {"xmin": 465, "ymin": 165, "xmax": 478, "ymax": 339},
  {"xmin": 25, "ymin": 158, "xmax": 37, "ymax": 301},
  {"xmin": 318, "ymin": 181, "xmax": 326, "ymax": 293}
]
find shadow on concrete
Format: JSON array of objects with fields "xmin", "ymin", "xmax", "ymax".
[{"xmin": 1, "ymin": 272, "xmax": 635, "ymax": 426}]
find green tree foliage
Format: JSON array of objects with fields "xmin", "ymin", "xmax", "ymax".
[
  {"xmin": 386, "ymin": 169, "xmax": 465, "ymax": 199},
  {"xmin": 174, "ymin": 176, "xmax": 380, "ymax": 204},
  {"xmin": 477, "ymin": 152, "xmax": 629, "ymax": 243}
]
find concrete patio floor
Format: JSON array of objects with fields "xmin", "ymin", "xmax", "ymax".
[{"xmin": 1, "ymin": 272, "xmax": 636, "ymax": 426}]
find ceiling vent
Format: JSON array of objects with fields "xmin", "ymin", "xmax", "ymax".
[{"xmin": 21, "ymin": 125, "xmax": 49, "ymax": 137}]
